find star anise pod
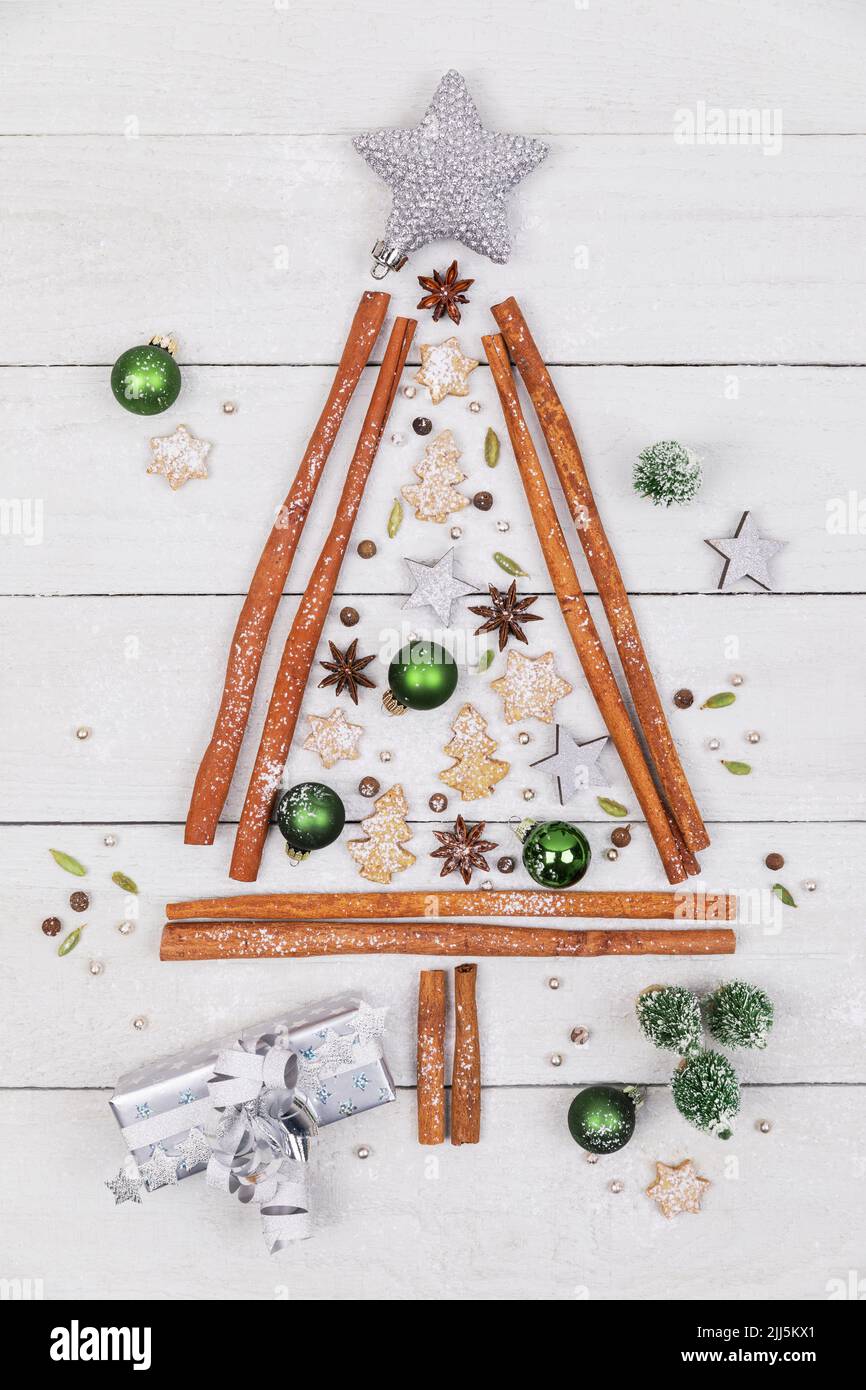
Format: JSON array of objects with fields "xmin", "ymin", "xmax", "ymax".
[
  {"xmin": 416, "ymin": 259, "xmax": 474, "ymax": 325},
  {"xmin": 318, "ymin": 638, "xmax": 376, "ymax": 704},
  {"xmin": 470, "ymin": 581, "xmax": 543, "ymax": 651},
  {"xmin": 430, "ymin": 815, "xmax": 498, "ymax": 885}
]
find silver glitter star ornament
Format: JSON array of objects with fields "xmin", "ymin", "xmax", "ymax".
[
  {"xmin": 354, "ymin": 70, "xmax": 548, "ymax": 278},
  {"xmin": 104, "ymin": 1165, "xmax": 144, "ymax": 1205},
  {"xmin": 403, "ymin": 548, "xmax": 477, "ymax": 625},
  {"xmin": 705, "ymin": 510, "xmax": 786, "ymax": 592},
  {"xmin": 531, "ymin": 727, "xmax": 611, "ymax": 803}
]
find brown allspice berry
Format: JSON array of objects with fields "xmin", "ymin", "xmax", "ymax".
[
  {"xmin": 673, "ymin": 688, "xmax": 694, "ymax": 709},
  {"xmin": 359, "ymin": 776, "xmax": 380, "ymax": 798},
  {"xmin": 41, "ymin": 916, "xmax": 62, "ymax": 937},
  {"xmin": 428, "ymin": 792, "xmax": 448, "ymax": 813},
  {"xmin": 69, "ymin": 890, "xmax": 90, "ymax": 912},
  {"xmin": 473, "ymin": 491, "xmax": 493, "ymax": 511},
  {"xmin": 497, "ymin": 855, "xmax": 516, "ymax": 874},
  {"xmin": 357, "ymin": 539, "xmax": 377, "ymax": 559},
  {"xmin": 765, "ymin": 852, "xmax": 784, "ymax": 870},
  {"xmin": 611, "ymin": 825, "xmax": 632, "ymax": 848},
  {"xmin": 340, "ymin": 606, "xmax": 360, "ymax": 627}
]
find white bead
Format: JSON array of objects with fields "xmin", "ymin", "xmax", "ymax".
[
  {"xmin": 379, "ymin": 750, "xmax": 392, "ymax": 763},
  {"xmin": 496, "ymin": 519, "xmax": 510, "ymax": 533},
  {"xmin": 802, "ymin": 879, "xmax": 817, "ymax": 892},
  {"xmin": 518, "ymin": 731, "xmax": 531, "ymax": 745},
  {"xmin": 390, "ymin": 431, "xmax": 405, "ymax": 446},
  {"xmin": 550, "ymin": 1053, "xmax": 563, "ymax": 1067},
  {"xmin": 746, "ymin": 730, "xmax": 761, "ymax": 744},
  {"xmin": 585, "ymin": 1153, "xmax": 599, "ymax": 1165},
  {"xmin": 88, "ymin": 959, "xmax": 104, "ymax": 976},
  {"xmin": 731, "ymin": 674, "xmax": 744, "ymax": 686},
  {"xmin": 707, "ymin": 737, "xmax": 721, "ymax": 751},
  {"xmin": 468, "ymin": 400, "xmax": 482, "ymax": 413},
  {"xmin": 450, "ymin": 526, "xmax": 462, "ymax": 539},
  {"xmin": 222, "ymin": 401, "xmax": 237, "ymax": 414},
  {"xmin": 75, "ymin": 726, "xmax": 91, "ymax": 740},
  {"xmin": 570, "ymin": 1026, "xmax": 590, "ymax": 1045},
  {"xmin": 605, "ymin": 847, "xmax": 619, "ymax": 862},
  {"xmin": 522, "ymin": 788, "xmax": 535, "ymax": 801},
  {"xmin": 609, "ymin": 1180, "xmax": 623, "ymax": 1194},
  {"xmin": 117, "ymin": 919, "xmax": 135, "ymax": 936},
  {"xmin": 103, "ymin": 833, "xmax": 117, "ymax": 847},
  {"xmin": 355, "ymin": 1145, "xmax": 371, "ymax": 1159},
  {"xmin": 548, "ymin": 977, "xmax": 560, "ymax": 990},
  {"xmin": 402, "ymin": 385, "xmax": 416, "ymax": 399},
  {"xmin": 132, "ymin": 1016, "xmax": 148, "ymax": 1031},
  {"xmin": 757, "ymin": 1119, "xmax": 772, "ymax": 1134},
  {"xmin": 480, "ymin": 879, "xmax": 493, "ymax": 891}
]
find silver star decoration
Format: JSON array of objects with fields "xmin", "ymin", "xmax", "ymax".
[
  {"xmin": 705, "ymin": 511, "xmax": 786, "ymax": 592},
  {"xmin": 139, "ymin": 1144, "xmax": 180, "ymax": 1192},
  {"xmin": 531, "ymin": 727, "xmax": 610, "ymax": 803},
  {"xmin": 403, "ymin": 548, "xmax": 477, "ymax": 625},
  {"xmin": 175, "ymin": 1127, "xmax": 212, "ymax": 1173},
  {"xmin": 105, "ymin": 1166, "xmax": 143, "ymax": 1205},
  {"xmin": 354, "ymin": 70, "xmax": 548, "ymax": 275}
]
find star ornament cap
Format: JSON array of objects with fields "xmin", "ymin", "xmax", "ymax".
[
  {"xmin": 705, "ymin": 510, "xmax": 786, "ymax": 591},
  {"xmin": 354, "ymin": 70, "xmax": 549, "ymax": 277}
]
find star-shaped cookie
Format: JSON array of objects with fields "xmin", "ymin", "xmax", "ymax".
[
  {"xmin": 147, "ymin": 425, "xmax": 210, "ymax": 491},
  {"xmin": 646, "ymin": 1159, "xmax": 711, "ymax": 1219},
  {"xmin": 304, "ymin": 708, "xmax": 363, "ymax": 769},
  {"xmin": 491, "ymin": 650, "xmax": 573, "ymax": 725},
  {"xmin": 415, "ymin": 338, "xmax": 479, "ymax": 404},
  {"xmin": 705, "ymin": 510, "xmax": 785, "ymax": 591}
]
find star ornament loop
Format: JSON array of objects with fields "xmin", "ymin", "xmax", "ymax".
[{"xmin": 354, "ymin": 70, "xmax": 549, "ymax": 274}]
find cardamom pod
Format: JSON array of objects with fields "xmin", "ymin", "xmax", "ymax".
[
  {"xmin": 493, "ymin": 551, "xmax": 528, "ymax": 577},
  {"xmin": 701, "ymin": 692, "xmax": 736, "ymax": 709},
  {"xmin": 484, "ymin": 427, "xmax": 500, "ymax": 468},
  {"xmin": 58, "ymin": 926, "xmax": 83, "ymax": 956},
  {"xmin": 721, "ymin": 759, "xmax": 751, "ymax": 775},
  {"xmin": 772, "ymin": 883, "xmax": 797, "ymax": 907},
  {"xmin": 387, "ymin": 498, "xmax": 403, "ymax": 538},
  {"xmin": 476, "ymin": 649, "xmax": 494, "ymax": 673},
  {"xmin": 112, "ymin": 871, "xmax": 139, "ymax": 894},
  {"xmin": 49, "ymin": 848, "xmax": 87, "ymax": 876},
  {"xmin": 597, "ymin": 796, "xmax": 629, "ymax": 818}
]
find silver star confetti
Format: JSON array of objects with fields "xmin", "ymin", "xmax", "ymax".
[
  {"xmin": 531, "ymin": 726, "xmax": 610, "ymax": 803},
  {"xmin": 139, "ymin": 1144, "xmax": 180, "ymax": 1192},
  {"xmin": 403, "ymin": 548, "xmax": 477, "ymax": 625},
  {"xmin": 147, "ymin": 424, "xmax": 210, "ymax": 491},
  {"xmin": 354, "ymin": 70, "xmax": 548, "ymax": 276},
  {"xmin": 175, "ymin": 1127, "xmax": 212, "ymax": 1173},
  {"xmin": 705, "ymin": 510, "xmax": 786, "ymax": 592},
  {"xmin": 104, "ymin": 1166, "xmax": 143, "ymax": 1205}
]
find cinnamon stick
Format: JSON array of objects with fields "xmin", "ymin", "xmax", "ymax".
[
  {"xmin": 185, "ymin": 291, "xmax": 389, "ymax": 845},
  {"xmin": 230, "ymin": 316, "xmax": 417, "ymax": 881},
  {"xmin": 417, "ymin": 970, "xmax": 446, "ymax": 1145},
  {"xmin": 451, "ymin": 965, "xmax": 480, "ymax": 1145},
  {"xmin": 483, "ymin": 333, "xmax": 690, "ymax": 885},
  {"xmin": 490, "ymin": 297, "xmax": 709, "ymax": 856},
  {"xmin": 166, "ymin": 888, "xmax": 737, "ymax": 922},
  {"xmin": 159, "ymin": 920, "xmax": 736, "ymax": 960}
]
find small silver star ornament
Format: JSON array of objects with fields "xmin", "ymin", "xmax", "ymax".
[
  {"xmin": 354, "ymin": 70, "xmax": 548, "ymax": 277},
  {"xmin": 705, "ymin": 511, "xmax": 786, "ymax": 591},
  {"xmin": 531, "ymin": 727, "xmax": 611, "ymax": 803},
  {"xmin": 403, "ymin": 548, "xmax": 477, "ymax": 625}
]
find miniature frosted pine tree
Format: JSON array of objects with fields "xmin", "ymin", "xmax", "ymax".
[
  {"xmin": 705, "ymin": 981, "xmax": 774, "ymax": 1050},
  {"xmin": 401, "ymin": 429, "xmax": 470, "ymax": 523},
  {"xmin": 439, "ymin": 703, "xmax": 510, "ymax": 801},
  {"xmin": 633, "ymin": 440, "xmax": 702, "ymax": 507},
  {"xmin": 636, "ymin": 985, "xmax": 702, "ymax": 1055},
  {"xmin": 671, "ymin": 1050, "xmax": 741, "ymax": 1140},
  {"xmin": 347, "ymin": 784, "xmax": 415, "ymax": 885}
]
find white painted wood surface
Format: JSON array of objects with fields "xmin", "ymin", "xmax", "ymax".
[{"xmin": 1, "ymin": 0, "xmax": 864, "ymax": 1302}]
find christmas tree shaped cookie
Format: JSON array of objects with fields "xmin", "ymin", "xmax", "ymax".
[
  {"xmin": 402, "ymin": 430, "xmax": 470, "ymax": 524},
  {"xmin": 347, "ymin": 783, "xmax": 415, "ymax": 884},
  {"xmin": 439, "ymin": 703, "xmax": 510, "ymax": 801}
]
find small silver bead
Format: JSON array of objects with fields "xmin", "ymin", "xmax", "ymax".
[
  {"xmin": 402, "ymin": 384, "xmax": 416, "ymax": 400},
  {"xmin": 355, "ymin": 1145, "xmax": 371, "ymax": 1160},
  {"xmin": 731, "ymin": 673, "xmax": 744, "ymax": 687},
  {"xmin": 802, "ymin": 879, "xmax": 817, "ymax": 893},
  {"xmin": 468, "ymin": 399, "xmax": 482, "ymax": 413},
  {"xmin": 550, "ymin": 1053, "xmax": 563, "ymax": 1067},
  {"xmin": 570, "ymin": 1026, "xmax": 590, "ymax": 1046},
  {"xmin": 75, "ymin": 726, "xmax": 91, "ymax": 741},
  {"xmin": 605, "ymin": 847, "xmax": 618, "ymax": 862},
  {"xmin": 609, "ymin": 1180, "xmax": 623, "ymax": 1194},
  {"xmin": 707, "ymin": 737, "xmax": 721, "ymax": 751},
  {"xmin": 103, "ymin": 833, "xmax": 117, "ymax": 847},
  {"xmin": 222, "ymin": 401, "xmax": 237, "ymax": 415},
  {"xmin": 496, "ymin": 519, "xmax": 510, "ymax": 533},
  {"xmin": 548, "ymin": 976, "xmax": 560, "ymax": 990},
  {"xmin": 88, "ymin": 959, "xmax": 104, "ymax": 976},
  {"xmin": 379, "ymin": 750, "xmax": 392, "ymax": 764},
  {"xmin": 450, "ymin": 526, "xmax": 462, "ymax": 540},
  {"xmin": 131, "ymin": 1015, "xmax": 148, "ymax": 1031},
  {"xmin": 746, "ymin": 730, "xmax": 761, "ymax": 744},
  {"xmin": 518, "ymin": 731, "xmax": 531, "ymax": 746},
  {"xmin": 757, "ymin": 1119, "xmax": 772, "ymax": 1134},
  {"xmin": 390, "ymin": 431, "xmax": 405, "ymax": 446},
  {"xmin": 117, "ymin": 919, "xmax": 135, "ymax": 936},
  {"xmin": 480, "ymin": 878, "xmax": 493, "ymax": 891},
  {"xmin": 522, "ymin": 787, "xmax": 535, "ymax": 801},
  {"xmin": 585, "ymin": 1152, "xmax": 599, "ymax": 1165}
]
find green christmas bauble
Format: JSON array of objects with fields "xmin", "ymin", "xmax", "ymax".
[
  {"xmin": 521, "ymin": 820, "xmax": 591, "ymax": 889},
  {"xmin": 568, "ymin": 1084, "xmax": 636, "ymax": 1154},
  {"xmin": 275, "ymin": 782, "xmax": 345, "ymax": 855},
  {"xmin": 386, "ymin": 641, "xmax": 458, "ymax": 712},
  {"xmin": 110, "ymin": 339, "xmax": 182, "ymax": 415}
]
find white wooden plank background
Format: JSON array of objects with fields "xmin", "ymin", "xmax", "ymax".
[{"xmin": 1, "ymin": 0, "xmax": 865, "ymax": 1302}]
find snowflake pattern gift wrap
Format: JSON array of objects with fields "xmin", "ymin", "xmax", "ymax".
[{"xmin": 107, "ymin": 996, "xmax": 395, "ymax": 1252}]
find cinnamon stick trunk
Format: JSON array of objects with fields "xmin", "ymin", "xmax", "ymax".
[
  {"xmin": 159, "ymin": 920, "xmax": 737, "ymax": 960},
  {"xmin": 417, "ymin": 971, "xmax": 446, "ymax": 1145},
  {"xmin": 451, "ymin": 965, "xmax": 481, "ymax": 1146},
  {"xmin": 230, "ymin": 316, "xmax": 416, "ymax": 881},
  {"xmin": 490, "ymin": 297, "xmax": 709, "ymax": 856},
  {"xmin": 483, "ymin": 332, "xmax": 689, "ymax": 885},
  {"xmin": 185, "ymin": 291, "xmax": 389, "ymax": 845}
]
